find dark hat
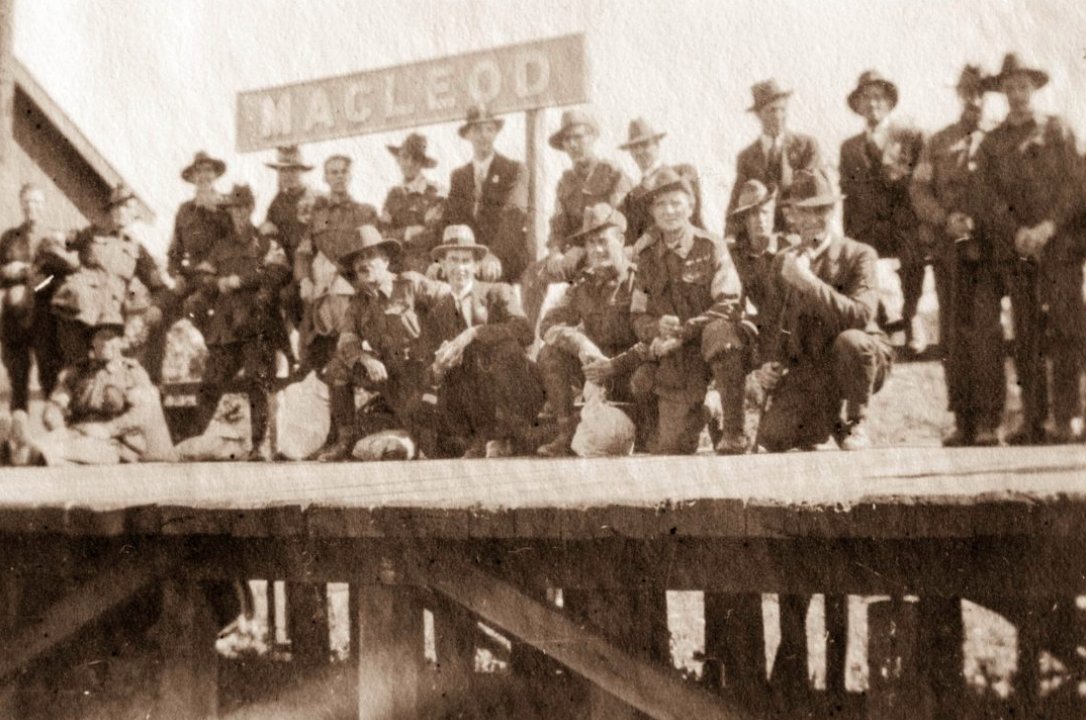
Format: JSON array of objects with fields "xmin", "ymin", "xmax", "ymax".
[
  {"xmin": 431, "ymin": 224, "xmax": 488, "ymax": 262},
  {"xmin": 181, "ymin": 151, "xmax": 227, "ymax": 183},
  {"xmin": 549, "ymin": 108, "xmax": 600, "ymax": 150},
  {"xmin": 784, "ymin": 168, "xmax": 844, "ymax": 208},
  {"xmin": 104, "ymin": 184, "xmax": 137, "ymax": 210},
  {"xmin": 265, "ymin": 145, "xmax": 314, "ymax": 171},
  {"xmin": 220, "ymin": 183, "xmax": 256, "ymax": 208},
  {"xmin": 458, "ymin": 104, "xmax": 505, "ymax": 139},
  {"xmin": 338, "ymin": 225, "xmax": 401, "ymax": 276},
  {"xmin": 387, "ymin": 132, "xmax": 438, "ymax": 169},
  {"xmin": 748, "ymin": 79, "xmax": 793, "ymax": 112},
  {"xmin": 991, "ymin": 52, "xmax": 1049, "ymax": 90},
  {"xmin": 567, "ymin": 203, "xmax": 628, "ymax": 245},
  {"xmin": 952, "ymin": 64, "xmax": 994, "ymax": 94},
  {"xmin": 644, "ymin": 166, "xmax": 695, "ymax": 203},
  {"xmin": 729, "ymin": 180, "xmax": 778, "ymax": 217},
  {"xmin": 847, "ymin": 70, "xmax": 899, "ymax": 114},
  {"xmin": 618, "ymin": 118, "xmax": 666, "ymax": 150}
]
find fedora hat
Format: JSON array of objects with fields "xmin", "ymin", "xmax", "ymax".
[
  {"xmin": 549, "ymin": 108, "xmax": 600, "ymax": 150},
  {"xmin": 644, "ymin": 165, "xmax": 695, "ymax": 203},
  {"xmin": 458, "ymin": 104, "xmax": 505, "ymax": 139},
  {"xmin": 951, "ymin": 64, "xmax": 995, "ymax": 94},
  {"xmin": 104, "ymin": 184, "xmax": 137, "ymax": 210},
  {"xmin": 387, "ymin": 132, "xmax": 438, "ymax": 169},
  {"xmin": 220, "ymin": 183, "xmax": 256, "ymax": 208},
  {"xmin": 729, "ymin": 180, "xmax": 778, "ymax": 217},
  {"xmin": 338, "ymin": 225, "xmax": 401, "ymax": 277},
  {"xmin": 431, "ymin": 224, "xmax": 488, "ymax": 262},
  {"xmin": 991, "ymin": 52, "xmax": 1049, "ymax": 90},
  {"xmin": 784, "ymin": 168, "xmax": 844, "ymax": 208},
  {"xmin": 265, "ymin": 145, "xmax": 314, "ymax": 172},
  {"xmin": 618, "ymin": 118, "xmax": 666, "ymax": 150},
  {"xmin": 567, "ymin": 203, "xmax": 628, "ymax": 245},
  {"xmin": 748, "ymin": 79, "xmax": 793, "ymax": 113},
  {"xmin": 181, "ymin": 151, "xmax": 226, "ymax": 183},
  {"xmin": 847, "ymin": 70, "xmax": 899, "ymax": 114}
]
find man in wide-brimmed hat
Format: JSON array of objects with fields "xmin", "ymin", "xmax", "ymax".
[
  {"xmin": 967, "ymin": 52, "xmax": 1085, "ymax": 444},
  {"xmin": 627, "ymin": 167, "xmax": 748, "ymax": 455},
  {"xmin": 380, "ymin": 132, "xmax": 446, "ymax": 274},
  {"xmin": 443, "ymin": 104, "xmax": 529, "ymax": 284},
  {"xmin": 910, "ymin": 64, "xmax": 1005, "ymax": 447},
  {"xmin": 263, "ymin": 146, "xmax": 315, "ymax": 266},
  {"xmin": 752, "ymin": 168, "xmax": 892, "ymax": 452},
  {"xmin": 839, "ymin": 70, "xmax": 928, "ymax": 354},
  {"xmin": 725, "ymin": 79, "xmax": 821, "ymax": 237},
  {"xmin": 618, "ymin": 117, "xmax": 704, "ymax": 245}
]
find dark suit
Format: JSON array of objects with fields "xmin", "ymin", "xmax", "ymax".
[
  {"xmin": 725, "ymin": 132, "xmax": 821, "ymax": 236},
  {"xmin": 444, "ymin": 154, "xmax": 530, "ymax": 282},
  {"xmin": 622, "ymin": 163, "xmax": 704, "ymax": 245}
]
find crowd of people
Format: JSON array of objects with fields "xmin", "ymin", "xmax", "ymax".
[{"xmin": 0, "ymin": 51, "xmax": 1083, "ymax": 465}]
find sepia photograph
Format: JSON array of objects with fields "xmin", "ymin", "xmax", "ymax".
[{"xmin": 0, "ymin": 0, "xmax": 1084, "ymax": 717}]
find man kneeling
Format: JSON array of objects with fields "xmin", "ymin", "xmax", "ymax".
[{"xmin": 755, "ymin": 169, "xmax": 892, "ymax": 451}]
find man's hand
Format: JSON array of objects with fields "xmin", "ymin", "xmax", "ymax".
[
  {"xmin": 1, "ymin": 261, "xmax": 29, "ymax": 280},
  {"xmin": 358, "ymin": 355, "xmax": 388, "ymax": 383},
  {"xmin": 42, "ymin": 403, "xmax": 65, "ymax": 432},
  {"xmin": 583, "ymin": 357, "xmax": 615, "ymax": 384},
  {"xmin": 945, "ymin": 212, "xmax": 973, "ymax": 240},
  {"xmin": 258, "ymin": 221, "xmax": 278, "ymax": 237},
  {"xmin": 403, "ymin": 225, "xmax": 425, "ymax": 243},
  {"xmin": 434, "ymin": 327, "xmax": 477, "ymax": 372},
  {"xmin": 780, "ymin": 252, "xmax": 815, "ymax": 290},
  {"xmin": 658, "ymin": 314, "xmax": 683, "ymax": 339},
  {"xmin": 649, "ymin": 336, "xmax": 683, "ymax": 359},
  {"xmin": 748, "ymin": 233, "xmax": 771, "ymax": 255},
  {"xmin": 216, "ymin": 275, "xmax": 242, "ymax": 293},
  {"xmin": 1014, "ymin": 225, "xmax": 1048, "ymax": 260},
  {"xmin": 755, "ymin": 361, "xmax": 785, "ymax": 392}
]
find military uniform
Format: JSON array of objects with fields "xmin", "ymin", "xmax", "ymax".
[
  {"xmin": 911, "ymin": 118, "xmax": 1005, "ymax": 439},
  {"xmin": 969, "ymin": 113, "xmax": 1085, "ymax": 438},
  {"xmin": 295, "ymin": 194, "xmax": 380, "ymax": 370},
  {"xmin": 266, "ymin": 184, "xmax": 315, "ymax": 331},
  {"xmin": 380, "ymin": 177, "xmax": 445, "ymax": 274},
  {"xmin": 630, "ymin": 225, "xmax": 746, "ymax": 454}
]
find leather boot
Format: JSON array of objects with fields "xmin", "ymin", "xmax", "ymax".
[
  {"xmin": 712, "ymin": 355, "xmax": 748, "ymax": 455},
  {"xmin": 942, "ymin": 414, "xmax": 975, "ymax": 447},
  {"xmin": 315, "ymin": 385, "xmax": 357, "ymax": 462},
  {"xmin": 537, "ymin": 416, "xmax": 578, "ymax": 457},
  {"xmin": 972, "ymin": 415, "xmax": 1002, "ymax": 447}
]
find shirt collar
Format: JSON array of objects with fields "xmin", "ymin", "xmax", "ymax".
[
  {"xmin": 661, "ymin": 225, "xmax": 695, "ymax": 258},
  {"xmin": 402, "ymin": 174, "xmax": 430, "ymax": 194},
  {"xmin": 640, "ymin": 159, "xmax": 664, "ymax": 183},
  {"xmin": 454, "ymin": 281, "xmax": 475, "ymax": 301},
  {"xmin": 472, "ymin": 154, "xmax": 494, "ymax": 177}
]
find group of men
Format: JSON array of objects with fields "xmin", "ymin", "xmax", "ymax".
[{"xmin": 0, "ymin": 51, "xmax": 1082, "ymax": 465}]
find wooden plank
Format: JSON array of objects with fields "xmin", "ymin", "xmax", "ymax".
[
  {"xmin": 357, "ymin": 582, "xmax": 424, "ymax": 719},
  {"xmin": 155, "ymin": 579, "xmax": 220, "ymax": 720},
  {"xmin": 416, "ymin": 557, "xmax": 754, "ymax": 720}
]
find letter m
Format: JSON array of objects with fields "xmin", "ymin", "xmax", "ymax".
[{"xmin": 257, "ymin": 93, "xmax": 292, "ymax": 139}]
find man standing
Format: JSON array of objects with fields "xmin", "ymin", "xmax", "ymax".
[
  {"xmin": 630, "ymin": 167, "xmax": 747, "ymax": 455},
  {"xmin": 753, "ymin": 168, "xmax": 893, "ymax": 452},
  {"xmin": 295, "ymin": 155, "xmax": 380, "ymax": 373},
  {"xmin": 968, "ymin": 53, "xmax": 1085, "ymax": 444},
  {"xmin": 725, "ymin": 80, "xmax": 821, "ymax": 236},
  {"xmin": 839, "ymin": 71, "xmax": 928, "ymax": 354},
  {"xmin": 618, "ymin": 118, "xmax": 704, "ymax": 245},
  {"xmin": 381, "ymin": 133, "xmax": 445, "ymax": 274},
  {"xmin": 910, "ymin": 65, "xmax": 1005, "ymax": 446},
  {"xmin": 444, "ymin": 105, "xmax": 528, "ymax": 284}
]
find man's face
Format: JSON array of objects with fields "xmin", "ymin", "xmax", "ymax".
[
  {"xmin": 627, "ymin": 139, "xmax": 660, "ymax": 173},
  {"xmin": 958, "ymin": 87, "xmax": 984, "ymax": 127},
  {"xmin": 794, "ymin": 205, "xmax": 832, "ymax": 242},
  {"xmin": 441, "ymin": 248, "xmax": 478, "ymax": 288},
  {"xmin": 758, "ymin": 98, "xmax": 789, "ymax": 137},
  {"xmin": 1002, "ymin": 74, "xmax": 1036, "ymax": 115},
  {"xmin": 325, "ymin": 158, "xmax": 351, "ymax": 194},
  {"xmin": 466, "ymin": 122, "xmax": 499, "ymax": 158},
  {"xmin": 584, "ymin": 228, "xmax": 621, "ymax": 270},
  {"xmin": 562, "ymin": 125, "xmax": 596, "ymax": 164},
  {"xmin": 228, "ymin": 204, "xmax": 252, "ymax": 232},
  {"xmin": 651, "ymin": 190, "xmax": 693, "ymax": 233},
  {"xmin": 277, "ymin": 167, "xmax": 302, "ymax": 191},
  {"xmin": 745, "ymin": 199, "xmax": 776, "ymax": 240},
  {"xmin": 191, "ymin": 164, "xmax": 218, "ymax": 190},
  {"xmin": 20, "ymin": 189, "xmax": 45, "ymax": 224},
  {"xmin": 109, "ymin": 198, "xmax": 137, "ymax": 229},
  {"xmin": 353, "ymin": 249, "xmax": 391, "ymax": 291},
  {"xmin": 396, "ymin": 153, "xmax": 423, "ymax": 182},
  {"xmin": 91, "ymin": 330, "xmax": 125, "ymax": 360},
  {"xmin": 858, "ymin": 85, "xmax": 892, "ymax": 126}
]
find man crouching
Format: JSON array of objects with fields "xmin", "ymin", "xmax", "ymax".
[{"xmin": 754, "ymin": 168, "xmax": 893, "ymax": 451}]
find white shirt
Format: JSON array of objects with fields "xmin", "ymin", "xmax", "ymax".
[
  {"xmin": 472, "ymin": 154, "xmax": 495, "ymax": 188},
  {"xmin": 865, "ymin": 117, "xmax": 891, "ymax": 151},
  {"xmin": 454, "ymin": 282, "xmax": 475, "ymax": 326},
  {"xmin": 760, "ymin": 134, "xmax": 783, "ymax": 156}
]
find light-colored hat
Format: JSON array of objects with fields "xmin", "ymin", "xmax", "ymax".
[
  {"xmin": 264, "ymin": 145, "xmax": 314, "ymax": 171},
  {"xmin": 431, "ymin": 224, "xmax": 488, "ymax": 261}
]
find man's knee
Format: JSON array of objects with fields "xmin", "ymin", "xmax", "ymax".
[
  {"xmin": 652, "ymin": 398, "xmax": 703, "ymax": 455},
  {"xmin": 701, "ymin": 319, "xmax": 746, "ymax": 363},
  {"xmin": 833, "ymin": 330, "xmax": 880, "ymax": 367}
]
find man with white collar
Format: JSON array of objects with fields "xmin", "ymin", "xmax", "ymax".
[
  {"xmin": 381, "ymin": 133, "xmax": 446, "ymax": 274},
  {"xmin": 839, "ymin": 71, "xmax": 927, "ymax": 354},
  {"xmin": 725, "ymin": 79, "xmax": 821, "ymax": 237},
  {"xmin": 618, "ymin": 118, "xmax": 703, "ymax": 245},
  {"xmin": 754, "ymin": 168, "xmax": 893, "ymax": 451}
]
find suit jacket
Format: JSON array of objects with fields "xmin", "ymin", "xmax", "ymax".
[
  {"xmin": 725, "ymin": 132, "xmax": 821, "ymax": 236},
  {"xmin": 839, "ymin": 125, "xmax": 924, "ymax": 259},
  {"xmin": 622, "ymin": 163, "xmax": 704, "ymax": 245},
  {"xmin": 426, "ymin": 280, "xmax": 533, "ymax": 353},
  {"xmin": 444, "ymin": 154, "xmax": 529, "ymax": 283}
]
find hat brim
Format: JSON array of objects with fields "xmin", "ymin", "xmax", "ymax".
[
  {"xmin": 339, "ymin": 241, "xmax": 402, "ymax": 276},
  {"xmin": 181, "ymin": 158, "xmax": 227, "ymax": 183},
  {"xmin": 645, "ymin": 178, "xmax": 695, "ymax": 204},
  {"xmin": 992, "ymin": 68, "xmax": 1049, "ymax": 91},
  {"xmin": 747, "ymin": 90, "xmax": 793, "ymax": 113},
  {"xmin": 265, "ymin": 162, "xmax": 314, "ymax": 171},
  {"xmin": 567, "ymin": 220, "xmax": 623, "ymax": 245},
  {"xmin": 91, "ymin": 322, "xmax": 126, "ymax": 335},
  {"xmin": 789, "ymin": 192, "xmax": 846, "ymax": 208},
  {"xmin": 430, "ymin": 243, "xmax": 489, "ymax": 262},
  {"xmin": 618, "ymin": 132, "xmax": 666, "ymax": 150},
  {"xmin": 458, "ymin": 117, "xmax": 505, "ymax": 139},
  {"xmin": 386, "ymin": 144, "xmax": 439, "ymax": 169},
  {"xmin": 847, "ymin": 80, "xmax": 899, "ymax": 114},
  {"xmin": 548, "ymin": 121, "xmax": 599, "ymax": 151},
  {"xmin": 729, "ymin": 188, "xmax": 778, "ymax": 217}
]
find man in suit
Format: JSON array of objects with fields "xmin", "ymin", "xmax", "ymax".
[
  {"xmin": 618, "ymin": 118, "xmax": 704, "ymax": 245},
  {"xmin": 444, "ymin": 104, "xmax": 529, "ymax": 283},
  {"xmin": 725, "ymin": 80, "xmax": 821, "ymax": 237},
  {"xmin": 839, "ymin": 71, "xmax": 928, "ymax": 354}
]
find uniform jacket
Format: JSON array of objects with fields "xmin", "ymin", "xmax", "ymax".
[
  {"xmin": 265, "ymin": 186, "xmax": 314, "ymax": 266},
  {"xmin": 0, "ymin": 223, "xmax": 76, "ymax": 329},
  {"xmin": 296, "ymin": 194, "xmax": 380, "ymax": 301},
  {"xmin": 540, "ymin": 267, "xmax": 639, "ymax": 357},
  {"xmin": 550, "ymin": 158, "xmax": 633, "ymax": 251},
  {"xmin": 839, "ymin": 123, "xmax": 924, "ymax": 258},
  {"xmin": 200, "ymin": 226, "xmax": 290, "ymax": 345},
  {"xmin": 621, "ymin": 163, "xmax": 704, "ymax": 246},
  {"xmin": 168, "ymin": 201, "xmax": 232, "ymax": 277},
  {"xmin": 444, "ymin": 154, "xmax": 529, "ymax": 282},
  {"xmin": 725, "ymin": 132, "xmax": 822, "ymax": 235},
  {"xmin": 380, "ymin": 177, "xmax": 446, "ymax": 270}
]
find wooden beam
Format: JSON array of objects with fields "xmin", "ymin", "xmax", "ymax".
[
  {"xmin": 415, "ymin": 557, "xmax": 754, "ymax": 720},
  {"xmin": 357, "ymin": 582, "xmax": 424, "ymax": 719},
  {"xmin": 155, "ymin": 580, "xmax": 220, "ymax": 720}
]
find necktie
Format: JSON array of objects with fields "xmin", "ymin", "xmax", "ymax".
[
  {"xmin": 473, "ymin": 167, "xmax": 485, "ymax": 216},
  {"xmin": 767, "ymin": 139, "xmax": 783, "ymax": 184}
]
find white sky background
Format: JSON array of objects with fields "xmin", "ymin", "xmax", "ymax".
[{"xmin": 12, "ymin": 0, "xmax": 1086, "ymax": 254}]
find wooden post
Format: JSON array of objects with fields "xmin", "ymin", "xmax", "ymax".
[
  {"xmin": 0, "ymin": 570, "xmax": 21, "ymax": 717},
  {"xmin": 287, "ymin": 581, "xmax": 330, "ymax": 665},
  {"xmin": 432, "ymin": 596, "xmax": 478, "ymax": 717},
  {"xmin": 824, "ymin": 594, "xmax": 848, "ymax": 702},
  {"xmin": 866, "ymin": 597, "xmax": 927, "ymax": 720},
  {"xmin": 155, "ymin": 580, "xmax": 219, "ymax": 720},
  {"xmin": 0, "ymin": 0, "xmax": 15, "ymax": 164},
  {"xmin": 525, "ymin": 108, "xmax": 548, "ymax": 262},
  {"xmin": 917, "ymin": 596, "xmax": 965, "ymax": 719},
  {"xmin": 357, "ymin": 576, "xmax": 424, "ymax": 720},
  {"xmin": 704, "ymin": 592, "xmax": 767, "ymax": 712}
]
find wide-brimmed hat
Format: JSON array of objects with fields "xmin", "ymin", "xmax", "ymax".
[
  {"xmin": 219, "ymin": 183, "xmax": 256, "ymax": 208},
  {"xmin": 644, "ymin": 166, "xmax": 695, "ymax": 203},
  {"xmin": 431, "ymin": 224, "xmax": 488, "ymax": 262},
  {"xmin": 458, "ymin": 104, "xmax": 505, "ymax": 139},
  {"xmin": 181, "ymin": 151, "xmax": 227, "ymax": 183},
  {"xmin": 991, "ymin": 52, "xmax": 1049, "ymax": 91},
  {"xmin": 265, "ymin": 145, "xmax": 314, "ymax": 171},
  {"xmin": 338, "ymin": 225, "xmax": 401, "ymax": 276},
  {"xmin": 618, "ymin": 118, "xmax": 666, "ymax": 150},
  {"xmin": 549, "ymin": 108, "xmax": 600, "ymax": 150},
  {"xmin": 91, "ymin": 314, "xmax": 126, "ymax": 335},
  {"xmin": 568, "ymin": 203, "xmax": 628, "ymax": 245},
  {"xmin": 729, "ymin": 180, "xmax": 778, "ymax": 217},
  {"xmin": 104, "ymin": 184, "xmax": 137, "ymax": 210},
  {"xmin": 951, "ymin": 64, "xmax": 995, "ymax": 95},
  {"xmin": 387, "ymin": 132, "xmax": 438, "ymax": 169},
  {"xmin": 748, "ymin": 79, "xmax": 793, "ymax": 113},
  {"xmin": 847, "ymin": 70, "xmax": 899, "ymax": 114},
  {"xmin": 784, "ymin": 168, "xmax": 844, "ymax": 208}
]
